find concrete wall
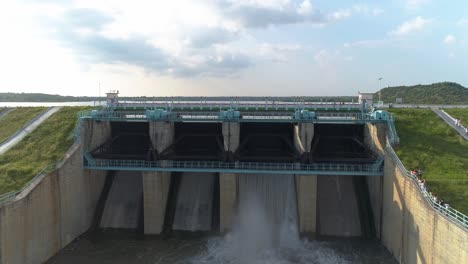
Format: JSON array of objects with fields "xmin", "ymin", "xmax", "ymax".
[
  {"xmin": 295, "ymin": 175, "xmax": 317, "ymax": 236},
  {"xmin": 317, "ymin": 176, "xmax": 362, "ymax": 237},
  {"xmin": 293, "ymin": 123, "xmax": 317, "ymax": 235},
  {"xmin": 149, "ymin": 121, "xmax": 174, "ymax": 153},
  {"xmin": 142, "ymin": 171, "xmax": 171, "ymax": 234},
  {"xmin": 364, "ymin": 123, "xmax": 387, "ymax": 153},
  {"xmin": 0, "ymin": 143, "xmax": 107, "ymax": 264},
  {"xmin": 382, "ymin": 151, "xmax": 468, "ymax": 264},
  {"xmin": 82, "ymin": 119, "xmax": 111, "ymax": 151},
  {"xmin": 293, "ymin": 123, "xmax": 314, "ymax": 153},
  {"xmin": 219, "ymin": 122, "xmax": 240, "ymax": 232},
  {"xmin": 143, "ymin": 121, "xmax": 175, "ymax": 234},
  {"xmin": 222, "ymin": 122, "xmax": 240, "ymax": 154}
]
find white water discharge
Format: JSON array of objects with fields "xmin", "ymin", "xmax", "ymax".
[
  {"xmin": 173, "ymin": 172, "xmax": 216, "ymax": 231},
  {"xmin": 192, "ymin": 174, "xmax": 349, "ymax": 264}
]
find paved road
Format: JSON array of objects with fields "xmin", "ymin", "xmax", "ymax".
[
  {"xmin": 0, "ymin": 106, "xmax": 62, "ymax": 155},
  {"xmin": 432, "ymin": 108, "xmax": 468, "ymax": 140}
]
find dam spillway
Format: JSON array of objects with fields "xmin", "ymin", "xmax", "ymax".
[{"xmin": 78, "ymin": 98, "xmax": 387, "ymax": 238}]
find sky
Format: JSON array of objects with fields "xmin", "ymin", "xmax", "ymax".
[{"xmin": 0, "ymin": 0, "xmax": 467, "ymax": 97}]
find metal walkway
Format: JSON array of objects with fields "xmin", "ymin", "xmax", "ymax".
[
  {"xmin": 432, "ymin": 108, "xmax": 468, "ymax": 140},
  {"xmin": 0, "ymin": 107, "xmax": 62, "ymax": 155},
  {"xmin": 79, "ymin": 110, "xmax": 386, "ymax": 124},
  {"xmin": 83, "ymin": 155, "xmax": 384, "ymax": 176}
]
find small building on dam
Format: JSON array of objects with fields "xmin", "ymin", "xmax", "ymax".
[{"xmin": 0, "ymin": 94, "xmax": 466, "ymax": 264}]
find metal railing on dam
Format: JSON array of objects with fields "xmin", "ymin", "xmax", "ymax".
[
  {"xmin": 83, "ymin": 155, "xmax": 385, "ymax": 176},
  {"xmin": 78, "ymin": 110, "xmax": 388, "ymax": 124},
  {"xmin": 384, "ymin": 120, "xmax": 468, "ymax": 230}
]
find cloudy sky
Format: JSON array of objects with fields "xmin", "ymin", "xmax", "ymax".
[{"xmin": 0, "ymin": 0, "xmax": 467, "ymax": 96}]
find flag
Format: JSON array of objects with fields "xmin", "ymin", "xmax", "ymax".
[{"xmin": 378, "ymin": 77, "xmax": 383, "ymax": 80}]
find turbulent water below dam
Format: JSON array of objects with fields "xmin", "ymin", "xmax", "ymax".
[{"xmin": 47, "ymin": 174, "xmax": 396, "ymax": 264}]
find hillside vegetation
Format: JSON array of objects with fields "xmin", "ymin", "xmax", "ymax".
[
  {"xmin": 377, "ymin": 82, "xmax": 468, "ymax": 104},
  {"xmin": 390, "ymin": 109, "xmax": 468, "ymax": 215},
  {"xmin": 0, "ymin": 107, "xmax": 91, "ymax": 195},
  {"xmin": 0, "ymin": 107, "xmax": 46, "ymax": 144}
]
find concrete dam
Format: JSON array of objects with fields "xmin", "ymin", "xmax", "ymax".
[{"xmin": 0, "ymin": 96, "xmax": 467, "ymax": 264}]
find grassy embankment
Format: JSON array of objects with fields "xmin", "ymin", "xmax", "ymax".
[
  {"xmin": 390, "ymin": 109, "xmax": 468, "ymax": 215},
  {"xmin": 0, "ymin": 107, "xmax": 46, "ymax": 144},
  {"xmin": 0, "ymin": 107, "xmax": 91, "ymax": 195},
  {"xmin": 444, "ymin": 108, "xmax": 468, "ymax": 128}
]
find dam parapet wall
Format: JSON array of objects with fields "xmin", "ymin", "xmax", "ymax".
[{"xmin": 382, "ymin": 143, "xmax": 468, "ymax": 263}]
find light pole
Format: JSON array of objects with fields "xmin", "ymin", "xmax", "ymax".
[{"xmin": 378, "ymin": 77, "xmax": 383, "ymax": 102}]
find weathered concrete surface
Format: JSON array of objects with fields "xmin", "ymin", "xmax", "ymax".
[
  {"xmin": 382, "ymin": 151, "xmax": 468, "ymax": 264},
  {"xmin": 149, "ymin": 121, "xmax": 174, "ymax": 153},
  {"xmin": 293, "ymin": 123, "xmax": 317, "ymax": 235},
  {"xmin": 293, "ymin": 123, "xmax": 314, "ymax": 153},
  {"xmin": 222, "ymin": 122, "xmax": 240, "ymax": 153},
  {"xmin": 142, "ymin": 171, "xmax": 171, "ymax": 234},
  {"xmin": 0, "ymin": 143, "xmax": 107, "ymax": 264},
  {"xmin": 317, "ymin": 176, "xmax": 362, "ymax": 237},
  {"xmin": 295, "ymin": 175, "xmax": 317, "ymax": 236},
  {"xmin": 100, "ymin": 171, "xmax": 143, "ymax": 229},
  {"xmin": 363, "ymin": 123, "xmax": 385, "ymax": 238},
  {"xmin": 219, "ymin": 173, "xmax": 238, "ymax": 232},
  {"xmin": 143, "ymin": 121, "xmax": 175, "ymax": 235},
  {"xmin": 367, "ymin": 176, "xmax": 382, "ymax": 238},
  {"xmin": 364, "ymin": 123, "xmax": 387, "ymax": 153},
  {"xmin": 81, "ymin": 119, "xmax": 112, "ymax": 152},
  {"xmin": 219, "ymin": 122, "xmax": 240, "ymax": 232}
]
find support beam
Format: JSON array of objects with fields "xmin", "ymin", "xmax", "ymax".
[{"xmin": 296, "ymin": 175, "xmax": 317, "ymax": 236}]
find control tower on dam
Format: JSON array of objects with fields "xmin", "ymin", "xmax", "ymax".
[{"xmin": 80, "ymin": 92, "xmax": 388, "ymax": 236}]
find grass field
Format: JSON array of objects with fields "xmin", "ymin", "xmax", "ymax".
[
  {"xmin": 390, "ymin": 109, "xmax": 468, "ymax": 215},
  {"xmin": 0, "ymin": 107, "xmax": 46, "ymax": 144},
  {"xmin": 0, "ymin": 107, "xmax": 90, "ymax": 195},
  {"xmin": 444, "ymin": 108, "xmax": 468, "ymax": 128}
]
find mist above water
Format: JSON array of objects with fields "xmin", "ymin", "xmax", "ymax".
[{"xmin": 192, "ymin": 174, "xmax": 349, "ymax": 264}]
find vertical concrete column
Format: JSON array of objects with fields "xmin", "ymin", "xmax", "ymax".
[
  {"xmin": 220, "ymin": 122, "xmax": 240, "ymax": 232},
  {"xmin": 142, "ymin": 171, "xmax": 171, "ymax": 234},
  {"xmin": 294, "ymin": 123, "xmax": 314, "ymax": 153},
  {"xmin": 143, "ymin": 121, "xmax": 175, "ymax": 234},
  {"xmin": 296, "ymin": 175, "xmax": 317, "ymax": 236},
  {"xmin": 293, "ymin": 123, "xmax": 317, "ymax": 236},
  {"xmin": 219, "ymin": 173, "xmax": 238, "ymax": 232},
  {"xmin": 222, "ymin": 122, "xmax": 240, "ymax": 154}
]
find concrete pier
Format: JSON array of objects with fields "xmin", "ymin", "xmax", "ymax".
[
  {"xmin": 219, "ymin": 122, "xmax": 240, "ymax": 232},
  {"xmin": 143, "ymin": 121, "xmax": 174, "ymax": 234},
  {"xmin": 293, "ymin": 123, "xmax": 317, "ymax": 235}
]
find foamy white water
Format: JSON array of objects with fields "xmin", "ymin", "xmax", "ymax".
[{"xmin": 190, "ymin": 174, "xmax": 350, "ymax": 264}]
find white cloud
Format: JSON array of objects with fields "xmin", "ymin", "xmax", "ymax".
[
  {"xmin": 404, "ymin": 0, "xmax": 429, "ymax": 9},
  {"xmin": 443, "ymin": 34, "xmax": 456, "ymax": 44},
  {"xmin": 389, "ymin": 16, "xmax": 430, "ymax": 36}
]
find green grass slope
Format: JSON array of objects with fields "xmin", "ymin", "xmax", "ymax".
[
  {"xmin": 378, "ymin": 82, "xmax": 468, "ymax": 104},
  {"xmin": 444, "ymin": 108, "xmax": 468, "ymax": 128},
  {"xmin": 0, "ymin": 107, "xmax": 90, "ymax": 195},
  {"xmin": 0, "ymin": 107, "xmax": 46, "ymax": 144},
  {"xmin": 390, "ymin": 109, "xmax": 468, "ymax": 215}
]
